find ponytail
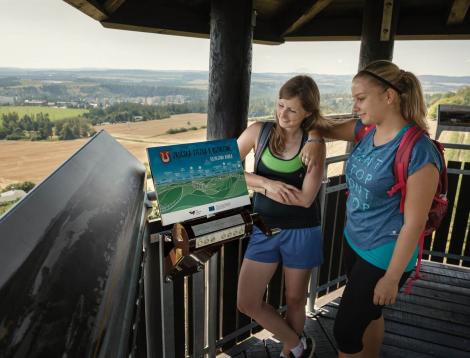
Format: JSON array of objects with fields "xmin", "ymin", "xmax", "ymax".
[{"xmin": 398, "ymin": 71, "xmax": 428, "ymax": 131}]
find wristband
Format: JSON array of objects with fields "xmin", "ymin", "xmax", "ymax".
[{"xmin": 306, "ymin": 137, "xmax": 325, "ymax": 144}]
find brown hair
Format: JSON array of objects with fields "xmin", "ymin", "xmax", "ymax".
[
  {"xmin": 354, "ymin": 60, "xmax": 428, "ymax": 131},
  {"xmin": 269, "ymin": 75, "xmax": 331, "ymax": 155}
]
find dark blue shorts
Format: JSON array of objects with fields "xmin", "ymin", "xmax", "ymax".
[{"xmin": 244, "ymin": 225, "xmax": 323, "ymax": 269}]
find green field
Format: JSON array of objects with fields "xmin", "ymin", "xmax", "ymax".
[{"xmin": 0, "ymin": 106, "xmax": 88, "ymax": 121}]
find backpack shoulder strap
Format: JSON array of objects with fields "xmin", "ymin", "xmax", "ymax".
[
  {"xmin": 387, "ymin": 125, "xmax": 425, "ymax": 212},
  {"xmin": 354, "ymin": 124, "xmax": 375, "ymax": 143},
  {"xmin": 254, "ymin": 121, "xmax": 274, "ymax": 173},
  {"xmin": 431, "ymin": 139, "xmax": 448, "ymax": 196}
]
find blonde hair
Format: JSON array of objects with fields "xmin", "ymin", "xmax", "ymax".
[
  {"xmin": 269, "ymin": 75, "xmax": 331, "ymax": 155},
  {"xmin": 354, "ymin": 60, "xmax": 428, "ymax": 131}
]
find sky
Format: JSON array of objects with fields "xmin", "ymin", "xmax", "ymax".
[{"xmin": 1, "ymin": 0, "xmax": 470, "ymax": 76}]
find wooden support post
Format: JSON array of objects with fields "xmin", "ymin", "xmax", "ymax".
[
  {"xmin": 345, "ymin": 0, "xmax": 400, "ymax": 156},
  {"xmin": 207, "ymin": 0, "xmax": 254, "ymax": 140},
  {"xmin": 358, "ymin": 0, "xmax": 400, "ymax": 70},
  {"xmin": 448, "ymin": 0, "xmax": 470, "ymax": 25}
]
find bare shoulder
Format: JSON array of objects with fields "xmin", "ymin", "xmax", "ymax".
[
  {"xmin": 238, "ymin": 121, "xmax": 264, "ymax": 142},
  {"xmin": 248, "ymin": 121, "xmax": 264, "ymax": 134},
  {"xmin": 237, "ymin": 121, "xmax": 267, "ymax": 158}
]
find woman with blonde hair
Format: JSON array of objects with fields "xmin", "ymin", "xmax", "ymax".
[
  {"xmin": 301, "ymin": 60, "xmax": 443, "ymax": 357},
  {"xmin": 237, "ymin": 75, "xmax": 329, "ymax": 358}
]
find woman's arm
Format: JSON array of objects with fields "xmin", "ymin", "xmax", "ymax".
[
  {"xmin": 309, "ymin": 118, "xmax": 358, "ymax": 142},
  {"xmin": 237, "ymin": 122, "xmax": 301, "ymax": 203},
  {"xmin": 301, "ymin": 118, "xmax": 358, "ymax": 172},
  {"xmin": 281, "ymin": 142, "xmax": 326, "ymax": 207},
  {"xmin": 373, "ymin": 163, "xmax": 439, "ymax": 306}
]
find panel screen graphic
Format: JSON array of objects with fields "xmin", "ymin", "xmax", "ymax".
[{"xmin": 147, "ymin": 139, "xmax": 250, "ymax": 225}]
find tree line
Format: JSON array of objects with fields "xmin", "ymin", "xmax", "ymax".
[
  {"xmin": 0, "ymin": 112, "xmax": 95, "ymax": 140},
  {"xmin": 427, "ymin": 86, "xmax": 470, "ymax": 118},
  {"xmin": 85, "ymin": 101, "xmax": 207, "ymax": 124},
  {"xmin": 2, "ymin": 86, "xmax": 467, "ymax": 141},
  {"xmin": 101, "ymin": 83, "xmax": 207, "ymax": 99},
  {"xmin": 248, "ymin": 87, "xmax": 470, "ymax": 118},
  {"xmin": 247, "ymin": 96, "xmax": 345, "ymax": 117}
]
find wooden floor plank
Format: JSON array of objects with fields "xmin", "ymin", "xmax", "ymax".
[
  {"xmin": 416, "ymin": 271, "xmax": 470, "ymax": 288},
  {"xmin": 383, "ymin": 333, "xmax": 470, "ymax": 358},
  {"xmin": 423, "ymin": 260, "xmax": 470, "ymax": 274},
  {"xmin": 418, "ymin": 269, "xmax": 470, "ymax": 288},
  {"xmin": 410, "ymin": 278, "xmax": 470, "ymax": 296},
  {"xmin": 396, "ymin": 292, "xmax": 470, "ymax": 316},
  {"xmin": 383, "ymin": 308, "xmax": 470, "ymax": 339},
  {"xmin": 386, "ymin": 320, "xmax": 470, "ymax": 352},
  {"xmin": 380, "ymin": 344, "xmax": 435, "ymax": 358},
  {"xmin": 408, "ymin": 285, "xmax": 470, "ymax": 305},
  {"xmin": 420, "ymin": 264, "xmax": 470, "ymax": 281},
  {"xmin": 311, "ymin": 315, "xmax": 338, "ymax": 356}
]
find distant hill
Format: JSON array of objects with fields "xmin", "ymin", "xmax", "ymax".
[
  {"xmin": 419, "ymin": 75, "xmax": 470, "ymax": 94},
  {"xmin": 1, "ymin": 68, "xmax": 469, "ymax": 116},
  {"xmin": 0, "ymin": 68, "xmax": 469, "ymax": 99}
]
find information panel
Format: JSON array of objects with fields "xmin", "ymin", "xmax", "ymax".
[{"xmin": 147, "ymin": 139, "xmax": 250, "ymax": 225}]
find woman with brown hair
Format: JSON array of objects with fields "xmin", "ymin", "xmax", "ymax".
[
  {"xmin": 237, "ymin": 75, "xmax": 329, "ymax": 358},
  {"xmin": 301, "ymin": 60, "xmax": 442, "ymax": 357}
]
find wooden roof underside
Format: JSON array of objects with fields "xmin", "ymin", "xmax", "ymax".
[{"xmin": 64, "ymin": 0, "xmax": 470, "ymax": 44}]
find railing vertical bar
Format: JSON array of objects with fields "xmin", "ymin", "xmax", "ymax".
[
  {"xmin": 307, "ymin": 267, "xmax": 319, "ymax": 314},
  {"xmin": 236, "ymin": 238, "xmax": 252, "ymax": 341},
  {"xmin": 447, "ymin": 162, "xmax": 470, "ymax": 265},
  {"xmin": 159, "ymin": 236, "xmax": 175, "ymax": 358},
  {"xmin": 192, "ymin": 269, "xmax": 205, "ymax": 357},
  {"xmin": 207, "ymin": 253, "xmax": 219, "ymax": 357},
  {"xmin": 319, "ymin": 162, "xmax": 329, "ymax": 230},
  {"xmin": 431, "ymin": 160, "xmax": 461, "ymax": 262},
  {"xmin": 327, "ymin": 176, "xmax": 341, "ymax": 294},
  {"xmin": 308, "ymin": 161, "xmax": 330, "ymax": 312}
]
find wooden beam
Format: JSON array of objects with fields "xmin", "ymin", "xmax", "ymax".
[
  {"xmin": 101, "ymin": 2, "xmax": 210, "ymax": 38},
  {"xmin": 398, "ymin": 13, "xmax": 470, "ymax": 39},
  {"xmin": 253, "ymin": 16, "xmax": 284, "ymax": 44},
  {"xmin": 380, "ymin": 0, "xmax": 394, "ymax": 41},
  {"xmin": 103, "ymin": 0, "xmax": 126, "ymax": 14},
  {"xmin": 63, "ymin": 0, "xmax": 108, "ymax": 21},
  {"xmin": 282, "ymin": 0, "xmax": 333, "ymax": 36},
  {"xmin": 287, "ymin": 12, "xmax": 470, "ymax": 41},
  {"xmin": 284, "ymin": 16, "xmax": 362, "ymax": 41},
  {"xmin": 447, "ymin": 0, "xmax": 470, "ymax": 25}
]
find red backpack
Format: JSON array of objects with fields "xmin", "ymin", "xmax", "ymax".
[{"xmin": 355, "ymin": 124, "xmax": 448, "ymax": 293}]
